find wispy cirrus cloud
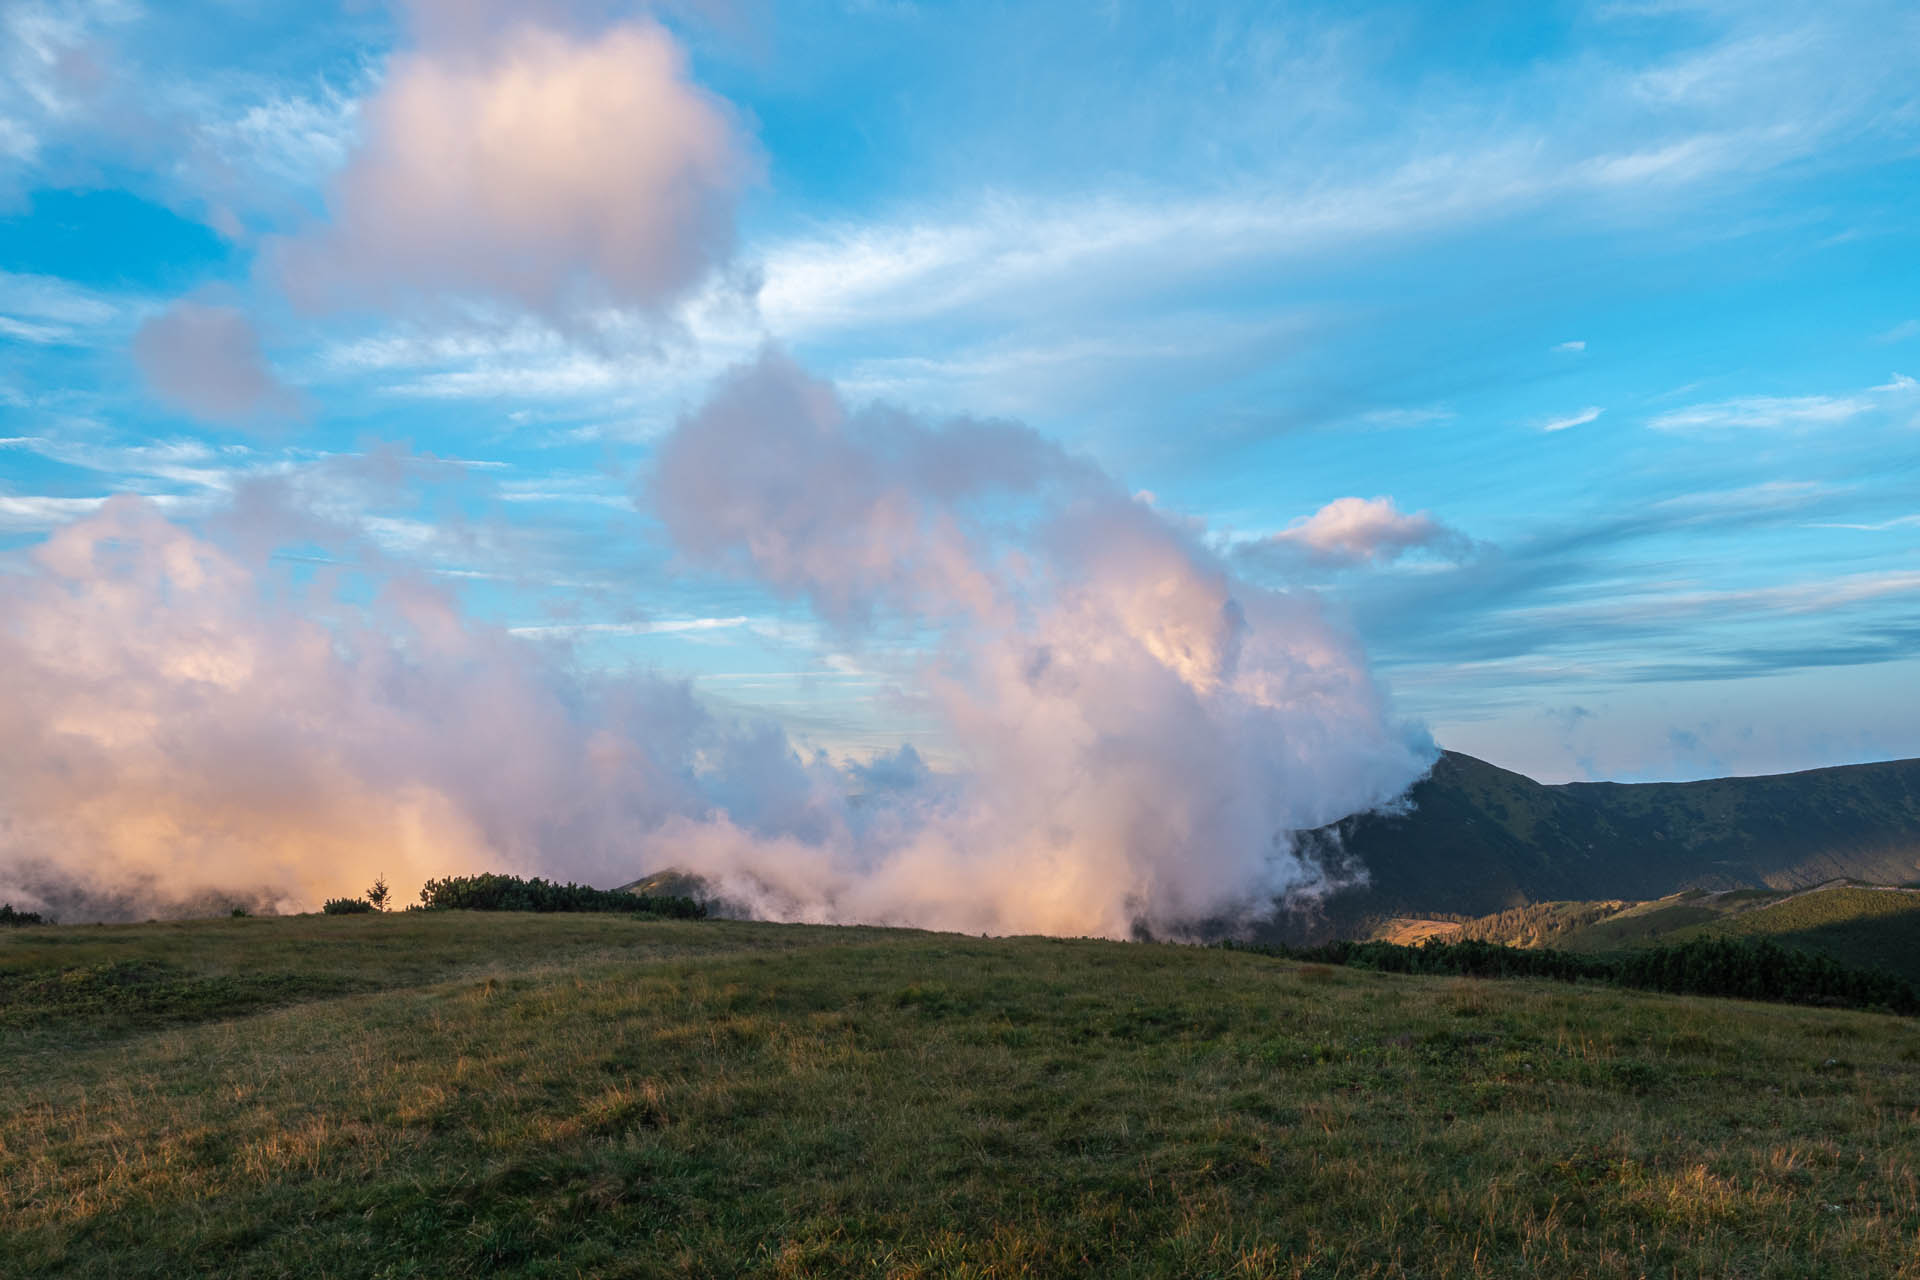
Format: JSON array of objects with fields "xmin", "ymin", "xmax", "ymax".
[
  {"xmin": 508, "ymin": 616, "xmax": 750, "ymax": 639},
  {"xmin": 7, "ymin": 435, "xmax": 268, "ymax": 495},
  {"xmin": 1340, "ymin": 476, "xmax": 1905, "ymax": 708},
  {"xmin": 0, "ymin": 0, "xmax": 135, "ymax": 178},
  {"xmin": 1650, "ymin": 373, "xmax": 1916, "ymax": 431},
  {"xmin": 1812, "ymin": 514, "xmax": 1920, "ymax": 532},
  {"xmin": 0, "ymin": 494, "xmax": 112, "ymax": 531},
  {"xmin": 0, "ymin": 270, "xmax": 124, "ymax": 344},
  {"xmin": 1542, "ymin": 406, "xmax": 1603, "ymax": 433}
]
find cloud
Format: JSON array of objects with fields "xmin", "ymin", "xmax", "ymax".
[
  {"xmin": 1340, "ymin": 473, "xmax": 1920, "ymax": 710},
  {"xmin": 1249, "ymin": 496, "xmax": 1473, "ymax": 570},
  {"xmin": 7, "ymin": 434, "xmax": 265, "ymax": 496},
  {"xmin": 641, "ymin": 350, "xmax": 1434, "ymax": 936},
  {"xmin": 1649, "ymin": 374, "xmax": 1916, "ymax": 432},
  {"xmin": 274, "ymin": 15, "xmax": 754, "ymax": 323},
  {"xmin": 1651, "ymin": 394, "xmax": 1867, "ymax": 431},
  {"xmin": 1542, "ymin": 406, "xmax": 1603, "ymax": 432},
  {"xmin": 0, "ymin": 0, "xmax": 135, "ymax": 188},
  {"xmin": 647, "ymin": 350, "xmax": 1095, "ymax": 626},
  {"xmin": 0, "ymin": 315, "xmax": 70, "ymax": 344},
  {"xmin": 728, "ymin": 0, "xmax": 1919, "ymax": 350},
  {"xmin": 1508, "ymin": 569, "xmax": 1920, "ymax": 630},
  {"xmin": 1873, "ymin": 319, "xmax": 1919, "ymax": 345},
  {"xmin": 0, "ymin": 494, "xmax": 840, "ymax": 921},
  {"xmin": 0, "ymin": 495, "xmax": 109, "ymax": 531},
  {"xmin": 508, "ymin": 616, "xmax": 750, "ymax": 638},
  {"xmin": 1813, "ymin": 514, "xmax": 1920, "ymax": 532},
  {"xmin": 0, "ymin": 270, "xmax": 121, "ymax": 343},
  {"xmin": 1552, "ymin": 340, "xmax": 1586, "ymax": 353},
  {"xmin": 130, "ymin": 301, "xmax": 303, "ymax": 426},
  {"xmin": 0, "ymin": 408, "xmax": 1433, "ymax": 935}
]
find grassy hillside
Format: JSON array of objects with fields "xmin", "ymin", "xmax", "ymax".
[
  {"xmin": 1565, "ymin": 886, "xmax": 1920, "ymax": 981},
  {"xmin": 1389, "ymin": 885, "xmax": 1920, "ymax": 986},
  {"xmin": 6, "ymin": 914, "xmax": 1919, "ymax": 1277},
  {"xmin": 1291, "ymin": 751, "xmax": 1920, "ymax": 937}
]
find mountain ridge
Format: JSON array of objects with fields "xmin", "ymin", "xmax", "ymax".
[{"xmin": 1281, "ymin": 749, "xmax": 1920, "ymax": 939}]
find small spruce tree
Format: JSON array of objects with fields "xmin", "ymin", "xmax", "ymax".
[{"xmin": 366, "ymin": 874, "xmax": 390, "ymax": 913}]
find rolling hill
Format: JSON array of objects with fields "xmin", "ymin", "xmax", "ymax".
[{"xmin": 1280, "ymin": 751, "xmax": 1920, "ymax": 940}]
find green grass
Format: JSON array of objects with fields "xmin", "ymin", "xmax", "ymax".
[
  {"xmin": 5, "ymin": 913, "xmax": 1920, "ymax": 1278},
  {"xmin": 1561, "ymin": 902, "xmax": 1729, "ymax": 948}
]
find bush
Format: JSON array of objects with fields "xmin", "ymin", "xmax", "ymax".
[
  {"xmin": 1, "ymin": 902, "xmax": 46, "ymax": 927},
  {"xmin": 415, "ymin": 873, "xmax": 706, "ymax": 919},
  {"xmin": 322, "ymin": 897, "xmax": 374, "ymax": 916}
]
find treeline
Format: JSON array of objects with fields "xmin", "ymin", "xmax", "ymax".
[
  {"xmin": 1225, "ymin": 935, "xmax": 1920, "ymax": 1017},
  {"xmin": 2, "ymin": 903, "xmax": 47, "ymax": 927},
  {"xmin": 414, "ymin": 873, "xmax": 707, "ymax": 919}
]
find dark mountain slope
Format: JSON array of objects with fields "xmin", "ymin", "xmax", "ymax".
[{"xmin": 1287, "ymin": 751, "xmax": 1920, "ymax": 937}]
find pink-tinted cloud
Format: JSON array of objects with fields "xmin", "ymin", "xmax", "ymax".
[
  {"xmin": 1257, "ymin": 495, "xmax": 1470, "ymax": 568},
  {"xmin": 643, "ymin": 350, "xmax": 1434, "ymax": 937},
  {"xmin": 0, "ymin": 354, "xmax": 1432, "ymax": 937},
  {"xmin": 130, "ymin": 301, "xmax": 303, "ymax": 426},
  {"xmin": 0, "ymin": 494, "xmax": 824, "ymax": 920},
  {"xmin": 275, "ymin": 15, "xmax": 754, "ymax": 321}
]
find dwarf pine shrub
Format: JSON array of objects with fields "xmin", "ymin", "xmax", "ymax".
[{"xmin": 415, "ymin": 872, "xmax": 706, "ymax": 919}]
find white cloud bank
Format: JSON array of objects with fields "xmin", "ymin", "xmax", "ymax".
[
  {"xmin": 0, "ymin": 495, "xmax": 819, "ymax": 921},
  {"xmin": 0, "ymin": 358, "xmax": 1434, "ymax": 937},
  {"xmin": 641, "ymin": 352, "xmax": 1434, "ymax": 936}
]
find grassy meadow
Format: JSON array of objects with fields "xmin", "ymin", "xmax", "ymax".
[{"xmin": 4, "ymin": 912, "xmax": 1919, "ymax": 1278}]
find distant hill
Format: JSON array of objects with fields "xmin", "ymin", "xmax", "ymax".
[
  {"xmin": 1280, "ymin": 751, "xmax": 1920, "ymax": 940},
  {"xmin": 1383, "ymin": 883, "xmax": 1920, "ymax": 985}
]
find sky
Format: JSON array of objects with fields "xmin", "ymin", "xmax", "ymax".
[{"xmin": 2, "ymin": 0, "xmax": 1918, "ymax": 800}]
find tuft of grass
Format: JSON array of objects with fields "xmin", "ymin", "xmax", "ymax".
[{"xmin": 3, "ymin": 912, "xmax": 1918, "ymax": 1277}]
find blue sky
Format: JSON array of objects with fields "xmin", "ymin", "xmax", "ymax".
[{"xmin": 3, "ymin": 0, "xmax": 1918, "ymax": 784}]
